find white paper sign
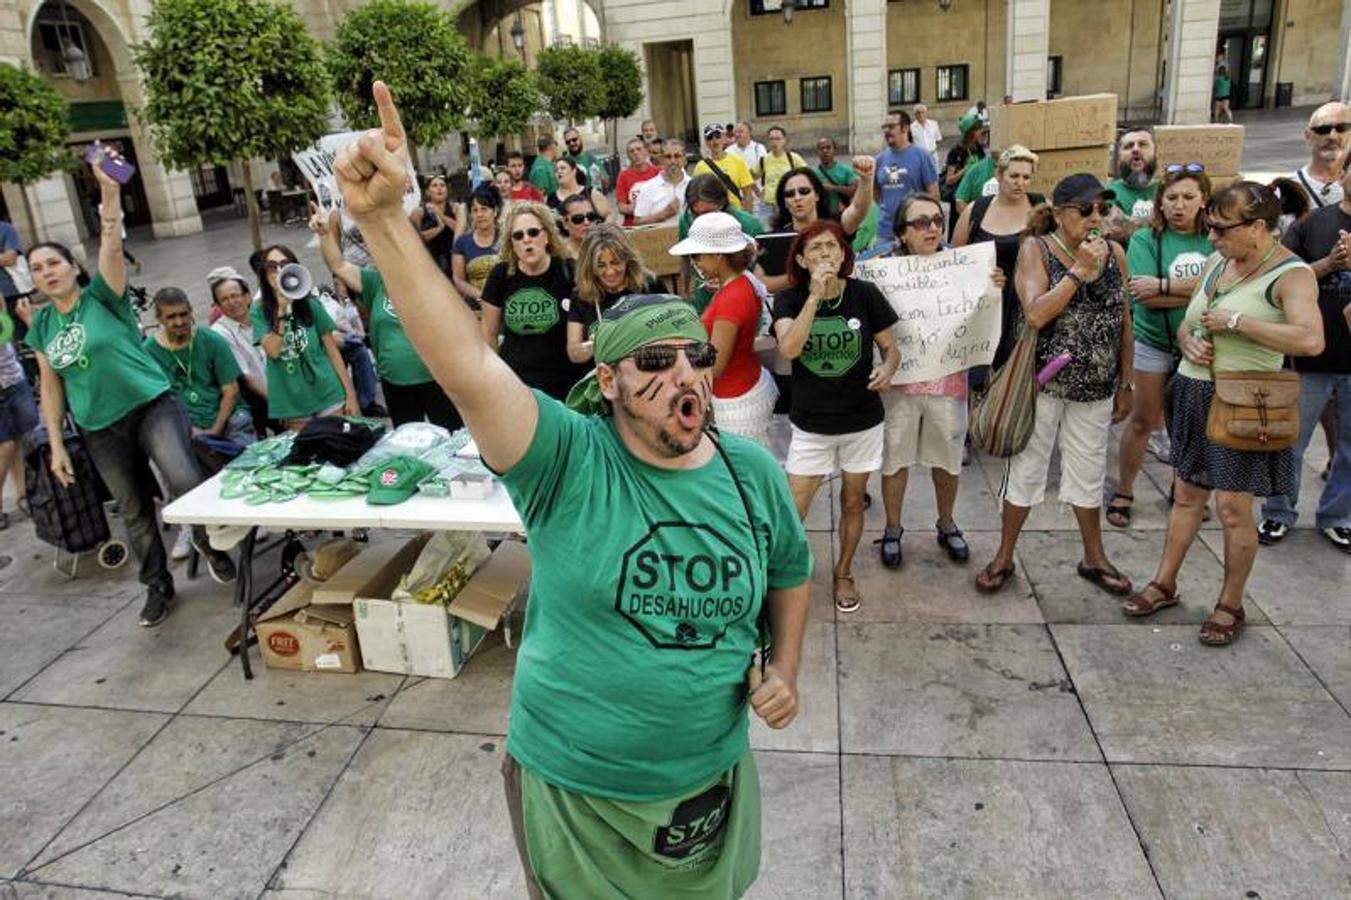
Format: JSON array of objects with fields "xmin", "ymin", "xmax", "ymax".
[
  {"xmin": 293, "ymin": 131, "xmax": 420, "ymax": 232},
  {"xmin": 855, "ymin": 242, "xmax": 1002, "ymax": 385}
]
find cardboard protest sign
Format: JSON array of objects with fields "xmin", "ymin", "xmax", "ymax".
[
  {"xmin": 293, "ymin": 132, "xmax": 421, "ymax": 232},
  {"xmin": 855, "ymin": 242, "xmax": 1001, "ymax": 385}
]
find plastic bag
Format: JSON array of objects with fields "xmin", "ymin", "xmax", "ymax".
[{"xmin": 391, "ymin": 531, "xmax": 491, "ymax": 605}]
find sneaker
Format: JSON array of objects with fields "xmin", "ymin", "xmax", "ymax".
[
  {"xmin": 1147, "ymin": 431, "xmax": 1171, "ymax": 465},
  {"xmin": 1257, "ymin": 519, "xmax": 1290, "ymax": 545},
  {"xmin": 192, "ymin": 538, "xmax": 238, "ymax": 584},
  {"xmin": 1322, "ymin": 526, "xmax": 1351, "ymax": 553},
  {"xmin": 139, "ymin": 583, "xmax": 174, "ymax": 627},
  {"xmin": 170, "ymin": 528, "xmax": 193, "ymax": 562}
]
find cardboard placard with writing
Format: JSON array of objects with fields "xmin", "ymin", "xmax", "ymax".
[
  {"xmin": 991, "ymin": 102, "xmax": 1045, "ymax": 152},
  {"xmin": 1028, "ymin": 146, "xmax": 1111, "ymax": 197},
  {"xmin": 854, "ymin": 242, "xmax": 1001, "ymax": 385},
  {"xmin": 625, "ymin": 224, "xmax": 682, "ymax": 276},
  {"xmin": 1154, "ymin": 124, "xmax": 1245, "ymax": 177},
  {"xmin": 1042, "ymin": 94, "xmax": 1118, "ymax": 150},
  {"xmin": 293, "ymin": 132, "xmax": 420, "ymax": 233}
]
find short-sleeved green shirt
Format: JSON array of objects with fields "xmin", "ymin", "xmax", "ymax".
[
  {"xmin": 955, "ymin": 155, "xmax": 996, "ymax": 204},
  {"xmin": 679, "ymin": 207, "xmax": 765, "ymax": 314},
  {"xmin": 501, "ymin": 392, "xmax": 812, "ymax": 802},
  {"xmin": 1108, "ymin": 179, "xmax": 1157, "ymax": 220},
  {"xmin": 26, "ymin": 273, "xmax": 170, "ymax": 431},
  {"xmin": 249, "ymin": 297, "xmax": 345, "ymax": 420},
  {"xmin": 1125, "ymin": 228, "xmax": 1213, "ymax": 354},
  {"xmin": 142, "ymin": 327, "xmax": 242, "ymax": 430},
  {"xmin": 358, "ymin": 268, "xmax": 434, "ymax": 386},
  {"xmin": 528, "ymin": 155, "xmax": 558, "ymax": 195},
  {"xmin": 816, "ymin": 162, "xmax": 858, "ymax": 217}
]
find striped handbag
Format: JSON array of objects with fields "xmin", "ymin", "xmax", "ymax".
[{"xmin": 970, "ymin": 321, "xmax": 1039, "ymax": 458}]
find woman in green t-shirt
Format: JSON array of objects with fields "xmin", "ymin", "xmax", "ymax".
[
  {"xmin": 1109, "ymin": 166, "xmax": 1214, "ymax": 527},
  {"xmin": 24, "ymin": 146, "xmax": 236, "ymax": 628},
  {"xmin": 251, "ymin": 243, "xmax": 358, "ymax": 430}
]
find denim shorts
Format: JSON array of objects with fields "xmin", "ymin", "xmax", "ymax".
[
  {"xmin": 0, "ymin": 379, "xmax": 38, "ymax": 442},
  {"xmin": 1134, "ymin": 340, "xmax": 1177, "ymax": 375}
]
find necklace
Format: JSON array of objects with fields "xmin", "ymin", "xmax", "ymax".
[
  {"xmin": 1215, "ymin": 242, "xmax": 1278, "ymax": 297},
  {"xmin": 168, "ymin": 333, "xmax": 198, "ymax": 402}
]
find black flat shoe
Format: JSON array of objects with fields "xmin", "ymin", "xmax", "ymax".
[{"xmin": 937, "ymin": 526, "xmax": 969, "ymax": 562}]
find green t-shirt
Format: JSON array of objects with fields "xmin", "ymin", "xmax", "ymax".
[
  {"xmin": 358, "ymin": 268, "xmax": 433, "ymax": 386},
  {"xmin": 567, "ymin": 151, "xmax": 598, "ymax": 186},
  {"xmin": 142, "ymin": 327, "xmax": 242, "ymax": 430},
  {"xmin": 528, "ymin": 155, "xmax": 558, "ymax": 195},
  {"xmin": 1215, "ymin": 74, "xmax": 1232, "ymax": 100},
  {"xmin": 1108, "ymin": 179, "xmax": 1157, "ymax": 220},
  {"xmin": 25, "ymin": 273, "xmax": 170, "ymax": 431},
  {"xmin": 955, "ymin": 155, "xmax": 996, "ymax": 204},
  {"xmin": 853, "ymin": 203, "xmax": 880, "ymax": 253},
  {"xmin": 679, "ymin": 207, "xmax": 765, "ymax": 314},
  {"xmin": 1125, "ymin": 228, "xmax": 1213, "ymax": 354},
  {"xmin": 501, "ymin": 392, "xmax": 812, "ymax": 802},
  {"xmin": 816, "ymin": 162, "xmax": 857, "ymax": 217},
  {"xmin": 249, "ymin": 297, "xmax": 345, "ymax": 420}
]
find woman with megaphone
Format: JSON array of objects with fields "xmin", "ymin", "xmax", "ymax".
[{"xmin": 251, "ymin": 243, "xmax": 359, "ymax": 430}]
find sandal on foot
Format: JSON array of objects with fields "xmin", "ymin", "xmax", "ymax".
[
  {"xmin": 1122, "ymin": 581, "xmax": 1179, "ymax": 617},
  {"xmin": 833, "ymin": 574, "xmax": 861, "ymax": 613},
  {"xmin": 1077, "ymin": 562, "xmax": 1133, "ymax": 596},
  {"xmin": 975, "ymin": 561, "xmax": 1015, "ymax": 593},
  {"xmin": 1105, "ymin": 492, "xmax": 1134, "ymax": 528},
  {"xmin": 1199, "ymin": 602, "xmax": 1245, "ymax": 646}
]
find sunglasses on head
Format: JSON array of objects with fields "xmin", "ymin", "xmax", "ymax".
[
  {"xmin": 1310, "ymin": 123, "xmax": 1351, "ymax": 136},
  {"xmin": 1165, "ymin": 162, "xmax": 1206, "ymax": 174},
  {"xmin": 567, "ymin": 212, "xmax": 603, "ymax": 225},
  {"xmin": 905, "ymin": 214, "xmax": 945, "ymax": 230},
  {"xmin": 783, "ymin": 186, "xmax": 814, "ymax": 199},
  {"xmin": 1060, "ymin": 201, "xmax": 1111, "ymax": 217},
  {"xmin": 511, "ymin": 226, "xmax": 544, "ymax": 241},
  {"xmin": 626, "ymin": 341, "xmax": 717, "ymax": 372}
]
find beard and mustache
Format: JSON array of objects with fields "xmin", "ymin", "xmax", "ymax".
[{"xmin": 1117, "ymin": 158, "xmax": 1156, "ymax": 188}]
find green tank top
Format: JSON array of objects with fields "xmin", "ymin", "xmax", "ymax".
[{"xmin": 1177, "ymin": 255, "xmax": 1307, "ymax": 381}]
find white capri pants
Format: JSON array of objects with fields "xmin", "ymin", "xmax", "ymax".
[
  {"xmin": 711, "ymin": 367, "xmax": 778, "ymax": 447},
  {"xmin": 1003, "ymin": 393, "xmax": 1113, "ymax": 509}
]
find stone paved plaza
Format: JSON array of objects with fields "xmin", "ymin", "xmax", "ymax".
[{"xmin": 1, "ymin": 110, "xmax": 1349, "ymax": 899}]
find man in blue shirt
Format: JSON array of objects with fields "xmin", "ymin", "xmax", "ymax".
[
  {"xmin": 1, "ymin": 218, "xmax": 30, "ymax": 344},
  {"xmin": 874, "ymin": 110, "xmax": 939, "ymax": 237}
]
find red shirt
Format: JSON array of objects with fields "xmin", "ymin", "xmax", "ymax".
[
  {"xmin": 701, "ymin": 274, "xmax": 764, "ymax": 399},
  {"xmin": 510, "ymin": 182, "xmax": 544, "ymax": 202},
  {"xmin": 616, "ymin": 164, "xmax": 662, "ymax": 225}
]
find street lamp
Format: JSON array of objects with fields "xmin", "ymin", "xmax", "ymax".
[
  {"xmin": 782, "ymin": 0, "xmax": 796, "ymax": 25},
  {"xmin": 510, "ymin": 15, "xmax": 526, "ymax": 54}
]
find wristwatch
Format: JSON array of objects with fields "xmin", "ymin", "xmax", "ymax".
[
  {"xmin": 1119, "ymin": 381, "xmax": 1135, "ymax": 393},
  {"xmin": 1225, "ymin": 311, "xmax": 1244, "ymax": 332}
]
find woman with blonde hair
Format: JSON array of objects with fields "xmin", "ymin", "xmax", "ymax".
[
  {"xmin": 567, "ymin": 224, "xmax": 662, "ymax": 364},
  {"xmin": 480, "ymin": 201, "xmax": 583, "ymax": 400}
]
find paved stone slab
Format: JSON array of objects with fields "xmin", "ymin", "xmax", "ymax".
[
  {"xmin": 185, "ymin": 659, "xmax": 405, "ymax": 727},
  {"xmin": 1055, "ymin": 624, "xmax": 1351, "ymax": 768},
  {"xmin": 750, "ymin": 622, "xmax": 838, "ymax": 754},
  {"xmin": 29, "ymin": 723, "xmax": 364, "ymax": 898},
  {"xmin": 837, "ymin": 623, "xmax": 1098, "ymax": 760},
  {"xmin": 858, "ymin": 467, "xmax": 1004, "ymax": 535},
  {"xmin": 841, "ymin": 756, "xmax": 1159, "ymax": 899},
  {"xmin": 0, "ymin": 595, "xmax": 128, "ymax": 699},
  {"xmin": 11, "ymin": 581, "xmax": 238, "ymax": 713},
  {"xmin": 0, "ymin": 525, "xmax": 144, "ymax": 598},
  {"xmin": 377, "ymin": 638, "xmax": 515, "ymax": 735},
  {"xmin": 1018, "ymin": 529, "xmax": 1270, "ymax": 625},
  {"xmin": 1206, "ymin": 528, "xmax": 1351, "ymax": 625},
  {"xmin": 266, "ymin": 729, "xmax": 523, "ymax": 898},
  {"xmin": 1114, "ymin": 765, "xmax": 1351, "ymax": 899},
  {"xmin": 747, "ymin": 750, "xmax": 842, "ymax": 899},
  {"xmin": 2, "ymin": 883, "xmax": 146, "ymax": 898},
  {"xmin": 28, "ymin": 714, "xmax": 324, "ymax": 867},
  {"xmin": 0, "ymin": 703, "xmax": 166, "ymax": 878},
  {"xmin": 847, "ymin": 530, "xmax": 1042, "ymax": 625},
  {"xmin": 1280, "ymin": 625, "xmax": 1351, "ymax": 710}
]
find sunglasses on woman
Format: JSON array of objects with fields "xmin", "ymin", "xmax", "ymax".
[
  {"xmin": 905, "ymin": 214, "xmax": 945, "ymax": 230},
  {"xmin": 567, "ymin": 212, "xmax": 603, "ymax": 225},
  {"xmin": 1060, "ymin": 201, "xmax": 1111, "ymax": 217},
  {"xmin": 1207, "ymin": 218, "xmax": 1254, "ymax": 235},
  {"xmin": 625, "ymin": 341, "xmax": 717, "ymax": 372},
  {"xmin": 783, "ymin": 186, "xmax": 814, "ymax": 199},
  {"xmin": 511, "ymin": 226, "xmax": 544, "ymax": 241},
  {"xmin": 1165, "ymin": 162, "xmax": 1206, "ymax": 174},
  {"xmin": 1310, "ymin": 123, "xmax": 1351, "ymax": 136}
]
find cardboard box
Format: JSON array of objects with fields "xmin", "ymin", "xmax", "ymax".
[
  {"xmin": 310, "ymin": 533, "xmax": 432, "ymax": 605},
  {"xmin": 991, "ymin": 94, "xmax": 1118, "ymax": 152},
  {"xmin": 255, "ymin": 581, "xmax": 361, "ymax": 673},
  {"xmin": 1028, "ymin": 146, "xmax": 1112, "ymax": 197},
  {"xmin": 625, "ymin": 224, "xmax": 681, "ymax": 276},
  {"xmin": 355, "ymin": 539, "xmax": 531, "ymax": 679},
  {"xmin": 1154, "ymin": 124, "xmax": 1245, "ymax": 178}
]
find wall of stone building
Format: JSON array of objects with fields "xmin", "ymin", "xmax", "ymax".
[
  {"xmin": 1267, "ymin": 0, "xmax": 1343, "ymax": 107},
  {"xmin": 731, "ymin": 0, "xmax": 850, "ymax": 147},
  {"xmin": 885, "ymin": 0, "xmax": 1006, "ymax": 137},
  {"xmin": 1049, "ymin": 0, "xmax": 1163, "ymax": 122}
]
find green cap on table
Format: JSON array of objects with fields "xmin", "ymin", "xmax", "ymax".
[{"xmin": 367, "ymin": 456, "xmax": 436, "ymax": 505}]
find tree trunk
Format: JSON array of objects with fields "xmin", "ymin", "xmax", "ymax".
[
  {"xmin": 405, "ymin": 136, "xmax": 419, "ymax": 176},
  {"xmin": 240, "ymin": 162, "xmax": 263, "ymax": 252},
  {"xmin": 18, "ymin": 183, "xmax": 37, "ymax": 247}
]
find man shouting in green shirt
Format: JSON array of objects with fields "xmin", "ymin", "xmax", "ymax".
[{"xmin": 333, "ymin": 82, "xmax": 813, "ymax": 900}]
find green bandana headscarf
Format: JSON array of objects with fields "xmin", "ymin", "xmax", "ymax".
[{"xmin": 565, "ymin": 294, "xmax": 709, "ymax": 415}]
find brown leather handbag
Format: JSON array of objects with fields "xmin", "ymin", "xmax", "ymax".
[{"xmin": 1206, "ymin": 369, "xmax": 1301, "ymax": 451}]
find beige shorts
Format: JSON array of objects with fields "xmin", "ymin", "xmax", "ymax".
[
  {"xmin": 882, "ymin": 392, "xmax": 968, "ymax": 476},
  {"xmin": 1003, "ymin": 393, "xmax": 1113, "ymax": 508},
  {"xmin": 785, "ymin": 423, "xmax": 884, "ymax": 477}
]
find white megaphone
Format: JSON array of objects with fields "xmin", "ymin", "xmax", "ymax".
[{"xmin": 277, "ymin": 263, "xmax": 313, "ymax": 300}]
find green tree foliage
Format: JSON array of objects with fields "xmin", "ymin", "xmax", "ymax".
[
  {"xmin": 467, "ymin": 55, "xmax": 541, "ymax": 141},
  {"xmin": 133, "ymin": 0, "xmax": 330, "ymax": 248},
  {"xmin": 0, "ymin": 63, "xmax": 72, "ymax": 186},
  {"xmin": 328, "ymin": 0, "xmax": 473, "ymax": 156},
  {"xmin": 534, "ymin": 45, "xmax": 604, "ymax": 124},
  {"xmin": 596, "ymin": 45, "xmax": 643, "ymax": 124}
]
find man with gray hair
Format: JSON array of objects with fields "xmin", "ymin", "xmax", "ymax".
[
  {"xmin": 1293, "ymin": 101, "xmax": 1351, "ymax": 209},
  {"xmin": 910, "ymin": 104, "xmax": 942, "ymax": 171}
]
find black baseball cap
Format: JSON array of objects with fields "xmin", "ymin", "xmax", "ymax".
[{"xmin": 1052, "ymin": 173, "xmax": 1116, "ymax": 206}]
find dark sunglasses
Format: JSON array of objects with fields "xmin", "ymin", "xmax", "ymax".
[
  {"xmin": 1207, "ymin": 219, "xmax": 1254, "ymax": 235},
  {"xmin": 567, "ymin": 212, "xmax": 603, "ymax": 225},
  {"xmin": 1310, "ymin": 123, "xmax": 1351, "ymax": 136},
  {"xmin": 1059, "ymin": 201, "xmax": 1111, "ymax": 217},
  {"xmin": 1165, "ymin": 162, "xmax": 1206, "ymax": 174},
  {"xmin": 783, "ymin": 186, "xmax": 815, "ymax": 199},
  {"xmin": 905, "ymin": 214, "xmax": 945, "ymax": 230},
  {"xmin": 626, "ymin": 341, "xmax": 717, "ymax": 372},
  {"xmin": 664, "ymin": 154, "xmax": 686, "ymax": 161},
  {"xmin": 511, "ymin": 226, "xmax": 544, "ymax": 241}
]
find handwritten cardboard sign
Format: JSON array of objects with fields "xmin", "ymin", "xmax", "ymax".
[
  {"xmin": 624, "ymin": 224, "xmax": 682, "ymax": 276},
  {"xmin": 293, "ymin": 132, "xmax": 421, "ymax": 232},
  {"xmin": 1154, "ymin": 124, "xmax": 1245, "ymax": 177},
  {"xmin": 855, "ymin": 242, "xmax": 1002, "ymax": 385}
]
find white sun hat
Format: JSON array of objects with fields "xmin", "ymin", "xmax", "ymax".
[{"xmin": 668, "ymin": 211, "xmax": 755, "ymax": 256}]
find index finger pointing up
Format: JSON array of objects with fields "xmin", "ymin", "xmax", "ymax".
[{"xmin": 372, "ymin": 81, "xmax": 405, "ymax": 149}]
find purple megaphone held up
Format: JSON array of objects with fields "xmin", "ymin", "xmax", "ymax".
[{"xmin": 1037, "ymin": 352, "xmax": 1072, "ymax": 387}]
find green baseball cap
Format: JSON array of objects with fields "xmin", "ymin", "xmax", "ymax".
[
  {"xmin": 958, "ymin": 112, "xmax": 983, "ymax": 137},
  {"xmin": 367, "ymin": 456, "xmax": 437, "ymax": 505}
]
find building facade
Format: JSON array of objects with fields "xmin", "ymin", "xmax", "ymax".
[{"xmin": 4, "ymin": 0, "xmax": 1351, "ymax": 251}]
